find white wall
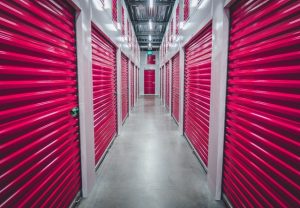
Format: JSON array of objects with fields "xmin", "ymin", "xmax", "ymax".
[{"xmin": 139, "ymin": 51, "xmax": 160, "ymax": 95}]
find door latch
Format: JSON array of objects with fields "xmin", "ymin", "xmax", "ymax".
[{"xmin": 71, "ymin": 107, "xmax": 79, "ymax": 117}]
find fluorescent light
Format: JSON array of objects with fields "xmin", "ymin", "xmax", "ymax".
[
  {"xmin": 198, "ymin": 0, "xmax": 209, "ymax": 9},
  {"xmin": 149, "ymin": 20, "xmax": 153, "ymax": 30},
  {"xmin": 149, "ymin": 0, "xmax": 153, "ymax": 8},
  {"xmin": 148, "ymin": 42, "xmax": 151, "ymax": 47},
  {"xmin": 179, "ymin": 21, "xmax": 184, "ymax": 29},
  {"xmin": 149, "ymin": 35, "xmax": 152, "ymax": 41}
]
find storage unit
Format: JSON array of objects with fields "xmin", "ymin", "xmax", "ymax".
[
  {"xmin": 171, "ymin": 53, "xmax": 180, "ymax": 123},
  {"xmin": 184, "ymin": 23, "xmax": 212, "ymax": 167},
  {"xmin": 144, "ymin": 70, "xmax": 155, "ymax": 94},
  {"xmin": 131, "ymin": 62, "xmax": 134, "ymax": 109},
  {"xmin": 91, "ymin": 26, "xmax": 117, "ymax": 166},
  {"xmin": 137, "ymin": 68, "xmax": 140, "ymax": 98},
  {"xmin": 165, "ymin": 62, "xmax": 170, "ymax": 110},
  {"xmin": 160, "ymin": 67, "xmax": 162, "ymax": 99},
  {"xmin": 121, "ymin": 54, "xmax": 129, "ymax": 123},
  {"xmin": 135, "ymin": 66, "xmax": 138, "ymax": 103},
  {"xmin": 223, "ymin": 1, "xmax": 300, "ymax": 207},
  {"xmin": 161, "ymin": 66, "xmax": 165, "ymax": 104},
  {"xmin": 0, "ymin": 1, "xmax": 81, "ymax": 207}
]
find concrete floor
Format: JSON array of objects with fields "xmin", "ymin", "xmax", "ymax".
[{"xmin": 78, "ymin": 96, "xmax": 225, "ymax": 208}]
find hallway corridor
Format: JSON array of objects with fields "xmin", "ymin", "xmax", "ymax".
[{"xmin": 79, "ymin": 96, "xmax": 225, "ymax": 208}]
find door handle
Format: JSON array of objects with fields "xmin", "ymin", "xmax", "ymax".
[{"xmin": 70, "ymin": 107, "xmax": 79, "ymax": 117}]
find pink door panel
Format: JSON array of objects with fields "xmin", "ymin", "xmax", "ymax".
[
  {"xmin": 0, "ymin": 1, "xmax": 81, "ymax": 207},
  {"xmin": 144, "ymin": 70, "xmax": 155, "ymax": 94}
]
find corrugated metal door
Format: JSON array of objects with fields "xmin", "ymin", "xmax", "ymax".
[
  {"xmin": 184, "ymin": 23, "xmax": 212, "ymax": 167},
  {"xmin": 223, "ymin": 1, "xmax": 300, "ymax": 207},
  {"xmin": 91, "ymin": 26, "xmax": 117, "ymax": 166},
  {"xmin": 165, "ymin": 62, "xmax": 170, "ymax": 110},
  {"xmin": 131, "ymin": 62, "xmax": 134, "ymax": 109},
  {"xmin": 135, "ymin": 66, "xmax": 138, "ymax": 103},
  {"xmin": 160, "ymin": 67, "xmax": 162, "ymax": 99},
  {"xmin": 0, "ymin": 1, "xmax": 81, "ymax": 207},
  {"xmin": 144, "ymin": 70, "xmax": 155, "ymax": 94},
  {"xmin": 111, "ymin": 0, "xmax": 117, "ymax": 23},
  {"xmin": 137, "ymin": 68, "xmax": 140, "ymax": 98},
  {"xmin": 171, "ymin": 53, "xmax": 180, "ymax": 123},
  {"xmin": 162, "ymin": 66, "xmax": 164, "ymax": 104},
  {"xmin": 121, "ymin": 54, "xmax": 129, "ymax": 123}
]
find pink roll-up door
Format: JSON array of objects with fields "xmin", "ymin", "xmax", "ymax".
[
  {"xmin": 223, "ymin": 1, "xmax": 300, "ymax": 207},
  {"xmin": 171, "ymin": 53, "xmax": 180, "ymax": 123},
  {"xmin": 165, "ymin": 62, "xmax": 170, "ymax": 110},
  {"xmin": 160, "ymin": 68, "xmax": 162, "ymax": 99},
  {"xmin": 0, "ymin": 1, "xmax": 81, "ymax": 207},
  {"xmin": 92, "ymin": 26, "xmax": 117, "ymax": 166},
  {"xmin": 137, "ymin": 68, "xmax": 140, "ymax": 98},
  {"xmin": 131, "ymin": 62, "xmax": 134, "ymax": 109},
  {"xmin": 162, "ymin": 66, "xmax": 165, "ymax": 104},
  {"xmin": 121, "ymin": 54, "xmax": 129, "ymax": 123},
  {"xmin": 135, "ymin": 66, "xmax": 138, "ymax": 102},
  {"xmin": 144, "ymin": 70, "xmax": 155, "ymax": 94},
  {"xmin": 184, "ymin": 23, "xmax": 212, "ymax": 167}
]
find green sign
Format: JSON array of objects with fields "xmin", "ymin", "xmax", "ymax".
[{"xmin": 147, "ymin": 50, "xmax": 153, "ymax": 55}]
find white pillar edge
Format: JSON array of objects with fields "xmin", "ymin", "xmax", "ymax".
[
  {"xmin": 207, "ymin": 0, "xmax": 230, "ymax": 200},
  {"xmin": 71, "ymin": 0, "xmax": 96, "ymax": 198}
]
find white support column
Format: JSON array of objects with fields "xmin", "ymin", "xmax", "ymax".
[
  {"xmin": 207, "ymin": 0, "xmax": 230, "ymax": 200},
  {"xmin": 179, "ymin": 48, "xmax": 185, "ymax": 135},
  {"xmin": 73, "ymin": 0, "xmax": 96, "ymax": 197},
  {"xmin": 117, "ymin": 49, "xmax": 123, "ymax": 134}
]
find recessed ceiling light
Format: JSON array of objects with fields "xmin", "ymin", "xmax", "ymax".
[
  {"xmin": 149, "ymin": 0, "xmax": 153, "ymax": 8},
  {"xmin": 149, "ymin": 19, "xmax": 153, "ymax": 30}
]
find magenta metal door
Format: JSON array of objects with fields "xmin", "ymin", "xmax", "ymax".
[
  {"xmin": 0, "ymin": 1, "xmax": 81, "ymax": 207},
  {"xmin": 223, "ymin": 1, "xmax": 300, "ymax": 207},
  {"xmin": 135, "ymin": 66, "xmax": 138, "ymax": 103},
  {"xmin": 137, "ymin": 68, "xmax": 140, "ymax": 98},
  {"xmin": 160, "ymin": 67, "xmax": 162, "ymax": 99},
  {"xmin": 92, "ymin": 25, "xmax": 117, "ymax": 166},
  {"xmin": 165, "ymin": 62, "xmax": 170, "ymax": 110},
  {"xmin": 162, "ymin": 66, "xmax": 165, "ymax": 104},
  {"xmin": 171, "ymin": 53, "xmax": 180, "ymax": 123},
  {"xmin": 184, "ymin": 23, "xmax": 212, "ymax": 167},
  {"xmin": 121, "ymin": 54, "xmax": 129, "ymax": 123},
  {"xmin": 131, "ymin": 62, "xmax": 134, "ymax": 109},
  {"xmin": 184, "ymin": 23, "xmax": 212, "ymax": 166},
  {"xmin": 144, "ymin": 70, "xmax": 155, "ymax": 94}
]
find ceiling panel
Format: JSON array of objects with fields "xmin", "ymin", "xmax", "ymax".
[{"xmin": 125, "ymin": 0, "xmax": 175, "ymax": 50}]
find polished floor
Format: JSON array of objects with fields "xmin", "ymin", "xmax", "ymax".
[{"xmin": 78, "ymin": 96, "xmax": 225, "ymax": 208}]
